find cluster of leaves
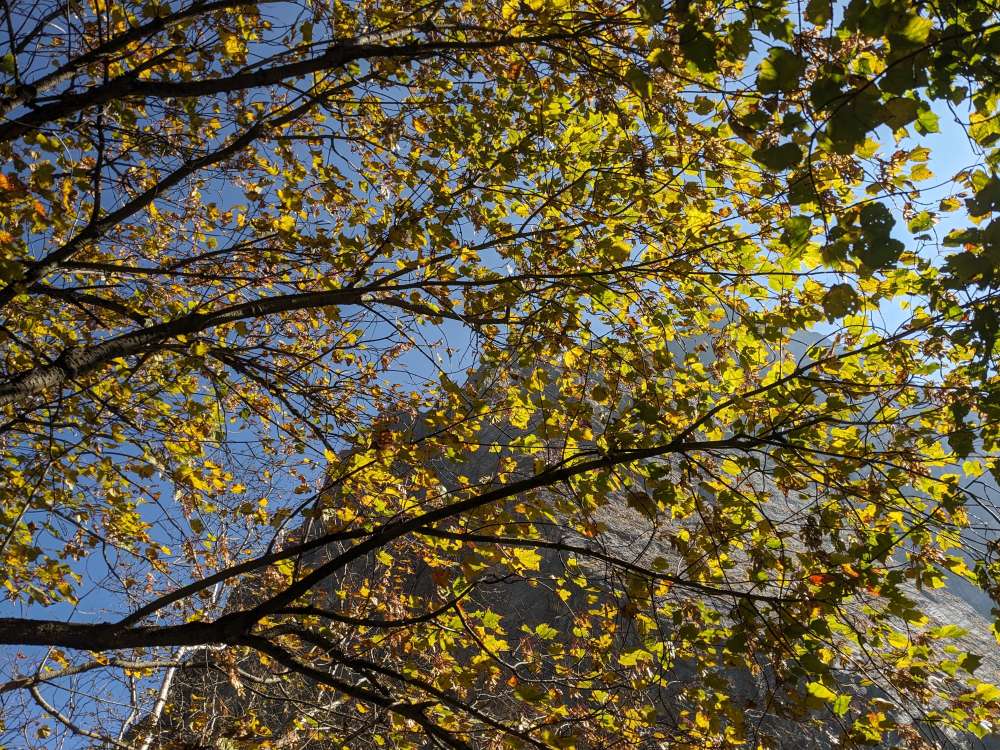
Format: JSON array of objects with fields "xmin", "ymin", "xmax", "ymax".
[{"xmin": 1, "ymin": 0, "xmax": 1000, "ymax": 747}]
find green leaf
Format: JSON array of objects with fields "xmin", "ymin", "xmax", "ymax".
[
  {"xmin": 882, "ymin": 97, "xmax": 919, "ymax": 131},
  {"xmin": 944, "ymin": 252, "xmax": 985, "ymax": 285},
  {"xmin": 782, "ymin": 215, "xmax": 812, "ymax": 247},
  {"xmin": 858, "ymin": 238, "xmax": 904, "ymax": 270},
  {"xmin": 758, "ymin": 11, "xmax": 793, "ymax": 42},
  {"xmin": 513, "ymin": 682, "xmax": 547, "ymax": 703},
  {"xmin": 826, "ymin": 88, "xmax": 883, "ymax": 154},
  {"xmin": 907, "ymin": 211, "xmax": 934, "ymax": 233},
  {"xmin": 893, "ymin": 15, "xmax": 933, "ymax": 44},
  {"xmin": 806, "ymin": 681, "xmax": 837, "ymax": 701},
  {"xmin": 619, "ymin": 649, "xmax": 653, "ymax": 667},
  {"xmin": 534, "ymin": 623, "xmax": 559, "ymax": 640},
  {"xmin": 681, "ymin": 25, "xmax": 718, "ymax": 73},
  {"xmin": 943, "ymin": 228, "xmax": 981, "ymax": 248},
  {"xmin": 974, "ymin": 682, "xmax": 1000, "ymax": 702},
  {"xmin": 757, "ymin": 48, "xmax": 806, "ymax": 94},
  {"xmin": 810, "ymin": 75, "xmax": 844, "ymax": 111},
  {"xmin": 780, "ymin": 112, "xmax": 806, "ymax": 135},
  {"xmin": 752, "ymin": 142, "xmax": 803, "ymax": 171},
  {"xmin": 805, "ymin": 0, "xmax": 831, "ymax": 25},
  {"xmin": 787, "ymin": 173, "xmax": 820, "ymax": 205},
  {"xmin": 822, "ymin": 283, "xmax": 861, "ymax": 321},
  {"xmin": 832, "ymin": 693, "xmax": 851, "ymax": 716},
  {"xmin": 915, "ymin": 105, "xmax": 940, "ymax": 134},
  {"xmin": 961, "ymin": 653, "xmax": 984, "ymax": 675},
  {"xmin": 626, "ymin": 490, "xmax": 659, "ymax": 519},
  {"xmin": 638, "ymin": 0, "xmax": 665, "ymax": 23},
  {"xmin": 930, "ymin": 624, "xmax": 968, "ymax": 639},
  {"xmin": 948, "ymin": 429, "xmax": 974, "ymax": 459},
  {"xmin": 852, "ymin": 203, "xmax": 904, "ymax": 270},
  {"xmin": 967, "ymin": 177, "xmax": 1000, "ymax": 217},
  {"xmin": 881, "ymin": 58, "xmax": 926, "ymax": 95},
  {"xmin": 625, "ymin": 66, "xmax": 652, "ymax": 98}
]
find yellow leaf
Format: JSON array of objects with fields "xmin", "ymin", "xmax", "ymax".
[
  {"xmin": 512, "ymin": 547, "xmax": 542, "ymax": 571},
  {"xmin": 806, "ymin": 681, "xmax": 837, "ymax": 701}
]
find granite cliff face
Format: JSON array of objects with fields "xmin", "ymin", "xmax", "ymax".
[
  {"xmin": 140, "ymin": 371, "xmax": 1000, "ymax": 750},
  {"xmin": 142, "ymin": 506, "xmax": 1000, "ymax": 747}
]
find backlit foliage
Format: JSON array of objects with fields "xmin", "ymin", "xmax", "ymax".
[{"xmin": 2, "ymin": 0, "xmax": 1000, "ymax": 747}]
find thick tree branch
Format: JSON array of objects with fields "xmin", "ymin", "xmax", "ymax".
[
  {"xmin": 0, "ymin": 284, "xmax": 513, "ymax": 406},
  {"xmin": 0, "ymin": 0, "xmax": 275, "ymax": 118},
  {"xmin": 274, "ymin": 580, "xmax": 479, "ymax": 628},
  {"xmin": 0, "ymin": 28, "xmax": 609, "ymax": 145},
  {"xmin": 0, "ymin": 93, "xmax": 320, "ymax": 309},
  {"xmin": 0, "ymin": 287, "xmax": 366, "ymax": 405},
  {"xmin": 29, "ymin": 283, "xmax": 148, "ymax": 324},
  {"xmin": 242, "ymin": 436, "xmax": 759, "ymax": 620},
  {"xmin": 0, "ymin": 614, "xmax": 248, "ymax": 650}
]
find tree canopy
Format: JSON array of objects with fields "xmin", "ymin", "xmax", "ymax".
[{"xmin": 3, "ymin": 0, "xmax": 1000, "ymax": 747}]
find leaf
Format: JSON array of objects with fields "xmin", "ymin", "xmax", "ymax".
[
  {"xmin": 907, "ymin": 211, "xmax": 934, "ymax": 233},
  {"xmin": 948, "ymin": 429, "xmax": 974, "ymax": 458},
  {"xmin": 625, "ymin": 66, "xmax": 652, "ymax": 98},
  {"xmin": 752, "ymin": 142, "xmax": 803, "ymax": 171},
  {"xmin": 822, "ymin": 284, "xmax": 861, "ymax": 320},
  {"xmin": 961, "ymin": 653, "xmax": 984, "ymax": 675},
  {"xmin": 930, "ymin": 624, "xmax": 968, "ymax": 639},
  {"xmin": 967, "ymin": 177, "xmax": 1000, "ymax": 217},
  {"xmin": 619, "ymin": 649, "xmax": 653, "ymax": 667},
  {"xmin": 534, "ymin": 623, "xmax": 559, "ymax": 640},
  {"xmin": 757, "ymin": 48, "xmax": 806, "ymax": 94},
  {"xmin": 882, "ymin": 97, "xmax": 919, "ymax": 130},
  {"xmin": 626, "ymin": 490, "xmax": 659, "ymax": 519},
  {"xmin": 810, "ymin": 75, "xmax": 844, "ymax": 111},
  {"xmin": 832, "ymin": 693, "xmax": 851, "ymax": 716},
  {"xmin": 513, "ymin": 682, "xmax": 547, "ymax": 702},
  {"xmin": 805, "ymin": 0, "xmax": 831, "ymax": 25},
  {"xmin": 782, "ymin": 215, "xmax": 812, "ymax": 248},
  {"xmin": 974, "ymin": 683, "xmax": 1000, "ymax": 702},
  {"xmin": 638, "ymin": 0, "xmax": 665, "ymax": 23},
  {"xmin": 787, "ymin": 173, "xmax": 820, "ymax": 205},
  {"xmin": 915, "ymin": 105, "xmax": 940, "ymax": 134},
  {"xmin": 221, "ymin": 33, "xmax": 242, "ymax": 59},
  {"xmin": 681, "ymin": 25, "xmax": 719, "ymax": 72},
  {"xmin": 852, "ymin": 202, "xmax": 904, "ymax": 270},
  {"xmin": 826, "ymin": 87, "xmax": 884, "ymax": 154},
  {"xmin": 893, "ymin": 15, "xmax": 933, "ymax": 44},
  {"xmin": 806, "ymin": 681, "xmax": 838, "ymax": 701},
  {"xmin": 512, "ymin": 548, "xmax": 542, "ymax": 572}
]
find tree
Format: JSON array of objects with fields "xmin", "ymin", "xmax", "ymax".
[{"xmin": 2, "ymin": 0, "xmax": 1000, "ymax": 746}]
